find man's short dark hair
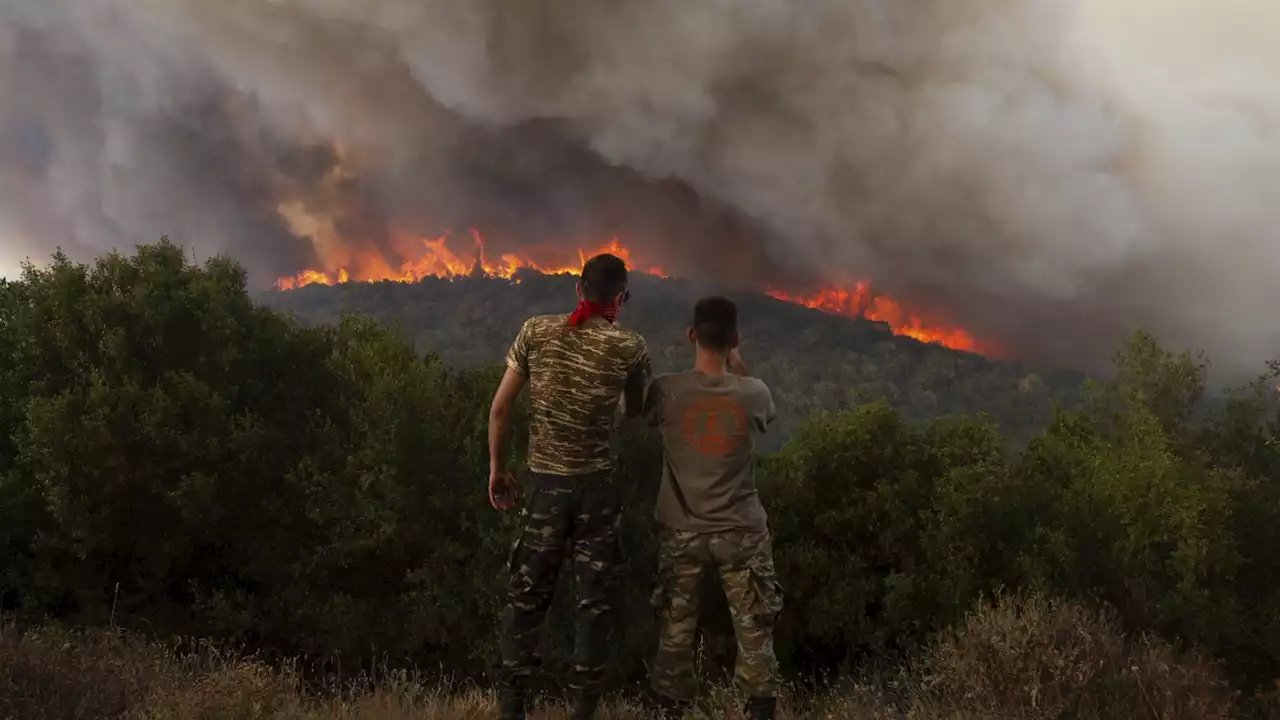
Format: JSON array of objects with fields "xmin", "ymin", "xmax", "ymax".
[
  {"xmin": 693, "ymin": 296, "xmax": 738, "ymax": 351},
  {"xmin": 580, "ymin": 253, "xmax": 629, "ymax": 302}
]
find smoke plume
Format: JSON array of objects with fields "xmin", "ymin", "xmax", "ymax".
[{"xmin": 0, "ymin": 0, "xmax": 1276, "ymax": 376}]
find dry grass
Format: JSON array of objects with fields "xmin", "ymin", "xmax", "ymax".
[
  {"xmin": 910, "ymin": 593, "xmax": 1236, "ymax": 719},
  {"xmin": 0, "ymin": 595, "xmax": 1246, "ymax": 719},
  {"xmin": 0, "ymin": 625, "xmax": 880, "ymax": 720}
]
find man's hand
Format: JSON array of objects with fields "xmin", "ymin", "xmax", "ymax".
[
  {"xmin": 488, "ymin": 367, "xmax": 526, "ymax": 510},
  {"xmin": 489, "ymin": 468, "xmax": 522, "ymax": 511}
]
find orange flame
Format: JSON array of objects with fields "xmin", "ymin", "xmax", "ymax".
[
  {"xmin": 765, "ymin": 285, "xmax": 981, "ymax": 353},
  {"xmin": 276, "ymin": 230, "xmax": 977, "ymax": 352},
  {"xmin": 276, "ymin": 231, "xmax": 664, "ymax": 290}
]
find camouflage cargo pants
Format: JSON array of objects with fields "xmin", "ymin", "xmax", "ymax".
[
  {"xmin": 499, "ymin": 471, "xmax": 622, "ymax": 700},
  {"xmin": 650, "ymin": 526, "xmax": 783, "ymax": 702}
]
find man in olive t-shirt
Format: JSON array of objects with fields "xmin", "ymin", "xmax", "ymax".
[{"xmin": 642, "ymin": 296, "xmax": 782, "ymax": 720}]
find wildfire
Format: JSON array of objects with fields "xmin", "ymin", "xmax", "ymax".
[
  {"xmin": 276, "ymin": 231, "xmax": 664, "ymax": 290},
  {"xmin": 276, "ymin": 231, "xmax": 980, "ymax": 353},
  {"xmin": 765, "ymin": 285, "xmax": 981, "ymax": 353}
]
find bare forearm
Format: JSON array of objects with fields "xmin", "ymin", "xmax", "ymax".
[
  {"xmin": 488, "ymin": 367, "xmax": 526, "ymax": 471},
  {"xmin": 488, "ymin": 404, "xmax": 511, "ymax": 468}
]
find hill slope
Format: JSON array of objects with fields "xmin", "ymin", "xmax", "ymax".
[{"xmin": 260, "ymin": 271, "xmax": 1085, "ymax": 447}]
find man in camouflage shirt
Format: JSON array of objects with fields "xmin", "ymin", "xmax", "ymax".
[
  {"xmin": 643, "ymin": 297, "xmax": 782, "ymax": 720},
  {"xmin": 487, "ymin": 253, "xmax": 650, "ymax": 720}
]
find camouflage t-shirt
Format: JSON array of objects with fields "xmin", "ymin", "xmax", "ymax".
[{"xmin": 505, "ymin": 313, "xmax": 650, "ymax": 476}]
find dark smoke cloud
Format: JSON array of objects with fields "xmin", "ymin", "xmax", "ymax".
[{"xmin": 0, "ymin": 0, "xmax": 1276, "ymax": 377}]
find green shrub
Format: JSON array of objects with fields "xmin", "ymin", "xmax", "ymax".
[{"xmin": 763, "ymin": 404, "xmax": 1026, "ymax": 673}]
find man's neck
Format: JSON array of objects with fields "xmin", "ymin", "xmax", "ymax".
[{"xmin": 694, "ymin": 348, "xmax": 729, "ymax": 376}]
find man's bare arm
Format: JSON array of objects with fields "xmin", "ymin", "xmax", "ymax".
[
  {"xmin": 489, "ymin": 367, "xmax": 527, "ymax": 470},
  {"xmin": 728, "ymin": 348, "xmax": 750, "ymax": 377}
]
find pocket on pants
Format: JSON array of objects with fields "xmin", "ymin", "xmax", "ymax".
[
  {"xmin": 748, "ymin": 569, "xmax": 783, "ymax": 624},
  {"xmin": 506, "ymin": 505, "xmax": 531, "ymax": 574},
  {"xmin": 652, "ymin": 528, "xmax": 686, "ymax": 611},
  {"xmin": 744, "ymin": 536, "xmax": 783, "ymax": 626}
]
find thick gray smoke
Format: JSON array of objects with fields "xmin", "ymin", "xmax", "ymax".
[{"xmin": 0, "ymin": 0, "xmax": 1276, "ymax": 376}]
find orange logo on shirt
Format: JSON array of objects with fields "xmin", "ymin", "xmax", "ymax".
[{"xmin": 681, "ymin": 395, "xmax": 747, "ymax": 457}]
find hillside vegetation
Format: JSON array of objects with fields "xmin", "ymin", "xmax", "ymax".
[
  {"xmin": 259, "ymin": 270, "xmax": 1086, "ymax": 448},
  {"xmin": 2, "ymin": 240, "xmax": 1279, "ymax": 716},
  {"xmin": 0, "ymin": 596, "xmax": 1239, "ymax": 719}
]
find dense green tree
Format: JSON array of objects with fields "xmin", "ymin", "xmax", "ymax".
[
  {"xmin": 762, "ymin": 405, "xmax": 1024, "ymax": 673},
  {"xmin": 0, "ymin": 242, "xmax": 513, "ymax": 671}
]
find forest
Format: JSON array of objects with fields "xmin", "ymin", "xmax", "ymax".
[{"xmin": 1, "ymin": 240, "xmax": 1278, "ymax": 718}]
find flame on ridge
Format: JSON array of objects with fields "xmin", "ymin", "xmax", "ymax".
[
  {"xmin": 276, "ymin": 230, "xmax": 664, "ymax": 290},
  {"xmin": 275, "ymin": 230, "xmax": 979, "ymax": 353},
  {"xmin": 765, "ymin": 285, "xmax": 981, "ymax": 353}
]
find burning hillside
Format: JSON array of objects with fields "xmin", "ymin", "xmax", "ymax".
[
  {"xmin": 275, "ymin": 230, "xmax": 983, "ymax": 353},
  {"xmin": 2, "ymin": 2, "xmax": 1277, "ymax": 378}
]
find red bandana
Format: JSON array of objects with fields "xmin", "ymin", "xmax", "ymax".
[{"xmin": 568, "ymin": 299, "xmax": 619, "ymax": 328}]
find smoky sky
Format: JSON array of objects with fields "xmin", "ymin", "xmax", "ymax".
[{"xmin": 0, "ymin": 0, "xmax": 1277, "ymax": 377}]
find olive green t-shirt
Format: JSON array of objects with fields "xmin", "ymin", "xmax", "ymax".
[
  {"xmin": 505, "ymin": 313, "xmax": 650, "ymax": 476},
  {"xmin": 643, "ymin": 371, "xmax": 776, "ymax": 532}
]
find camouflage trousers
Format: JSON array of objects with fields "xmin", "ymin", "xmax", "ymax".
[
  {"xmin": 650, "ymin": 526, "xmax": 783, "ymax": 702},
  {"xmin": 498, "ymin": 471, "xmax": 622, "ymax": 700}
]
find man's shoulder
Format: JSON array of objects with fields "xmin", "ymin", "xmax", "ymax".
[
  {"xmin": 604, "ymin": 323, "xmax": 646, "ymax": 349},
  {"xmin": 653, "ymin": 370, "xmax": 694, "ymax": 384},
  {"xmin": 580, "ymin": 322, "xmax": 647, "ymax": 360},
  {"xmin": 652, "ymin": 371, "xmax": 723, "ymax": 402},
  {"xmin": 736, "ymin": 376, "xmax": 773, "ymax": 405},
  {"xmin": 522, "ymin": 313, "xmax": 570, "ymax": 335},
  {"xmin": 524, "ymin": 315, "xmax": 647, "ymax": 362},
  {"xmin": 646, "ymin": 371, "xmax": 678, "ymax": 391}
]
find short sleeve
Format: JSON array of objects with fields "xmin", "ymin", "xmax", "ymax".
[
  {"xmin": 505, "ymin": 319, "xmax": 533, "ymax": 375},
  {"xmin": 752, "ymin": 381, "xmax": 777, "ymax": 432}
]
